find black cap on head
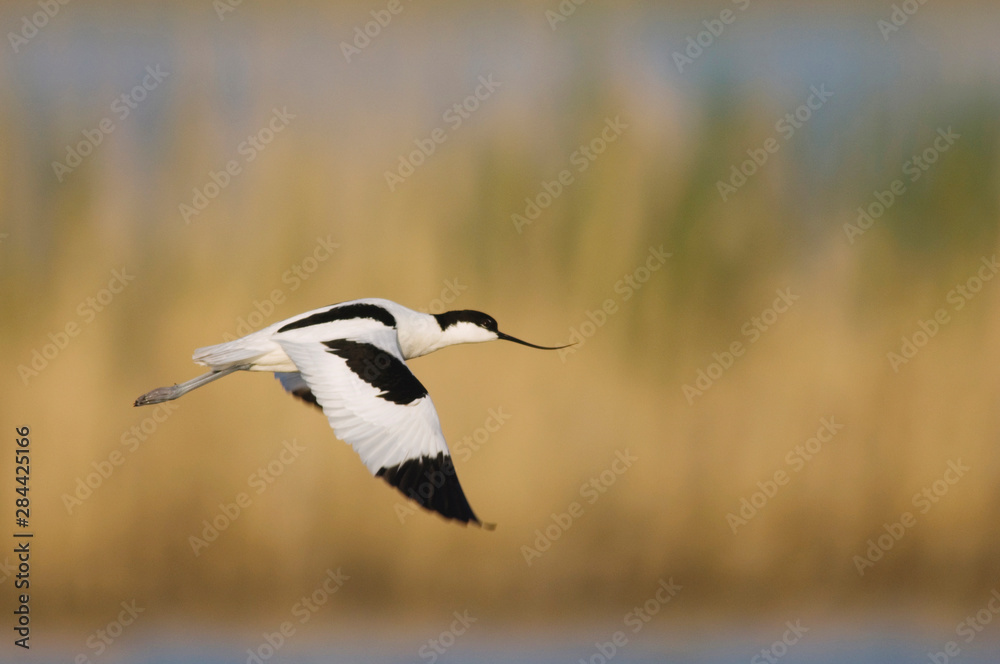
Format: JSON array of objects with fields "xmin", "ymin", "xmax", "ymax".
[
  {"xmin": 434, "ymin": 310, "xmax": 498, "ymax": 332},
  {"xmin": 434, "ymin": 310, "xmax": 571, "ymax": 350}
]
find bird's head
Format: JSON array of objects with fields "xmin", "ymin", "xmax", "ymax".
[{"xmin": 432, "ymin": 310, "xmax": 571, "ymax": 350}]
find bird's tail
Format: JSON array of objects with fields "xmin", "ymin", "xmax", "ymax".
[{"xmin": 192, "ymin": 336, "xmax": 273, "ymax": 369}]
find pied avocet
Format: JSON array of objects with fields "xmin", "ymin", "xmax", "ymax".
[{"xmin": 134, "ymin": 299, "xmax": 567, "ymax": 529}]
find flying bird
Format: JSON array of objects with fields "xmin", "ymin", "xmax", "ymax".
[{"xmin": 134, "ymin": 298, "xmax": 567, "ymax": 529}]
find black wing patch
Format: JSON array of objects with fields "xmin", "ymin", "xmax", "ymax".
[
  {"xmin": 278, "ymin": 303, "xmax": 397, "ymax": 333},
  {"xmin": 433, "ymin": 310, "xmax": 497, "ymax": 332},
  {"xmin": 274, "ymin": 372, "xmax": 323, "ymax": 410},
  {"xmin": 322, "ymin": 339, "xmax": 427, "ymax": 405},
  {"xmin": 377, "ymin": 453, "xmax": 489, "ymax": 527},
  {"xmin": 289, "ymin": 387, "xmax": 321, "ymax": 409}
]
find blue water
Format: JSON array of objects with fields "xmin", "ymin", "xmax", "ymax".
[{"xmin": 15, "ymin": 636, "xmax": 1000, "ymax": 664}]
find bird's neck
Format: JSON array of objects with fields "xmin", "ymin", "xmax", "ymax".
[{"xmin": 396, "ymin": 311, "xmax": 448, "ymax": 359}]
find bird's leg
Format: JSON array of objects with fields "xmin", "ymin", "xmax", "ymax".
[{"xmin": 134, "ymin": 364, "xmax": 251, "ymax": 407}]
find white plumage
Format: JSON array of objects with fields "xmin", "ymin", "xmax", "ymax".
[
  {"xmin": 135, "ymin": 298, "xmax": 566, "ymax": 528},
  {"xmin": 275, "ymin": 336, "xmax": 447, "ymax": 474}
]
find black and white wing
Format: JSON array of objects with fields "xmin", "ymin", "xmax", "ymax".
[
  {"xmin": 274, "ymin": 371, "xmax": 321, "ymax": 409},
  {"xmin": 275, "ymin": 330, "xmax": 490, "ymax": 528}
]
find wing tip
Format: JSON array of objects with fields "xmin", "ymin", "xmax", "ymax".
[{"xmin": 377, "ymin": 453, "xmax": 490, "ymax": 528}]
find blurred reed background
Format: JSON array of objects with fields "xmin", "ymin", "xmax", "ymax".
[{"xmin": 2, "ymin": 0, "xmax": 1000, "ymax": 661}]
